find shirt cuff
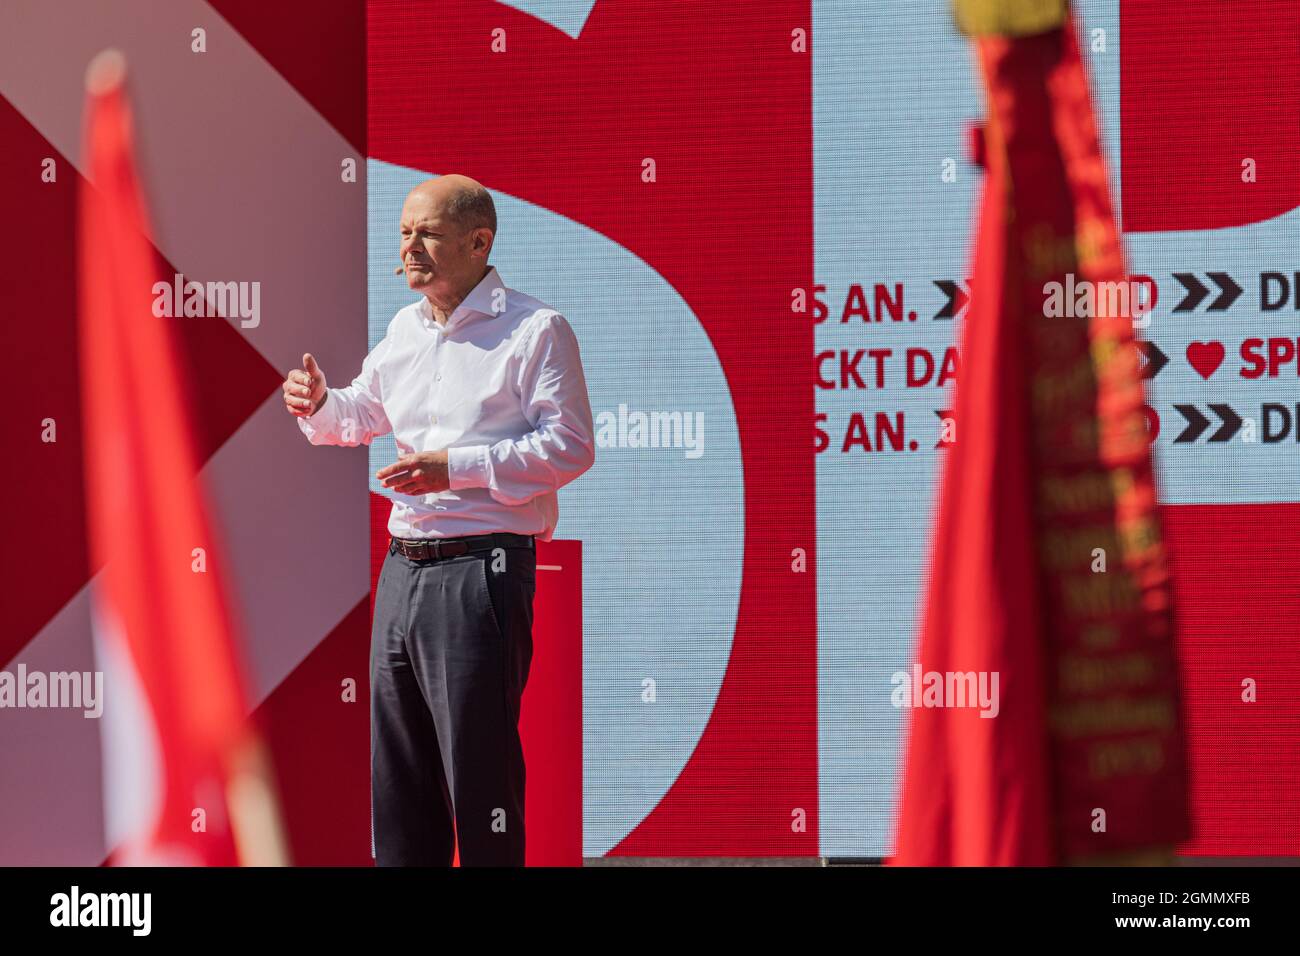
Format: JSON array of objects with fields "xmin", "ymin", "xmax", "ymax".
[
  {"xmin": 297, "ymin": 390, "xmax": 339, "ymax": 444},
  {"xmin": 447, "ymin": 444, "xmax": 491, "ymax": 491}
]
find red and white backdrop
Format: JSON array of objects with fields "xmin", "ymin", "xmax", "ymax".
[{"xmin": 1, "ymin": 0, "xmax": 1297, "ymax": 864}]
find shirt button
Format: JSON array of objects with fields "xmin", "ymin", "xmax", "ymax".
[
  {"xmin": 430, "ymin": 415, "xmax": 438, "ymax": 425},
  {"xmin": 436, "ymin": 374, "xmax": 442, "ymax": 382}
]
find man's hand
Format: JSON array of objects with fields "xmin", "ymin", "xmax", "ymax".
[
  {"xmin": 376, "ymin": 451, "xmax": 451, "ymax": 496},
  {"xmin": 283, "ymin": 353, "xmax": 328, "ymax": 417}
]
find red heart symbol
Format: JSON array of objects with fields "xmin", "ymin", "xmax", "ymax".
[{"xmin": 1186, "ymin": 341, "xmax": 1225, "ymax": 379}]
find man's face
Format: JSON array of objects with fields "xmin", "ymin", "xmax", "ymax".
[{"xmin": 398, "ymin": 190, "xmax": 478, "ymax": 300}]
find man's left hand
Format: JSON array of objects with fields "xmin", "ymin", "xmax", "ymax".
[{"xmin": 376, "ymin": 451, "xmax": 450, "ymax": 496}]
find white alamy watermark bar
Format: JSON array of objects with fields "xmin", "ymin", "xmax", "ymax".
[
  {"xmin": 0, "ymin": 664, "xmax": 103, "ymax": 718},
  {"xmin": 891, "ymin": 665, "xmax": 1000, "ymax": 719},
  {"xmin": 152, "ymin": 274, "xmax": 261, "ymax": 328},
  {"xmin": 594, "ymin": 403, "xmax": 705, "ymax": 459},
  {"xmin": 1041, "ymin": 273, "xmax": 1156, "ymax": 329},
  {"xmin": 50, "ymin": 886, "xmax": 151, "ymax": 936}
]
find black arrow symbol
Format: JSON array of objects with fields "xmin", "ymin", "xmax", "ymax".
[
  {"xmin": 1207, "ymin": 403, "xmax": 1242, "ymax": 441},
  {"xmin": 1173, "ymin": 404, "xmax": 1210, "ymax": 442},
  {"xmin": 1172, "ymin": 273, "xmax": 1209, "ymax": 312},
  {"xmin": 1206, "ymin": 272, "xmax": 1242, "ymax": 311},
  {"xmin": 1137, "ymin": 341, "xmax": 1168, "ymax": 379},
  {"xmin": 933, "ymin": 280, "xmax": 969, "ymax": 320}
]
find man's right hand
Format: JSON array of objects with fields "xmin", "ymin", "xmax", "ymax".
[{"xmin": 283, "ymin": 352, "xmax": 328, "ymax": 417}]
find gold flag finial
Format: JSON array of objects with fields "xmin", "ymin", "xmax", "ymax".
[{"xmin": 953, "ymin": 0, "xmax": 1068, "ymax": 37}]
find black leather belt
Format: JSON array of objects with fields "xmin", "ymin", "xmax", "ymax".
[{"xmin": 390, "ymin": 531, "xmax": 534, "ymax": 562}]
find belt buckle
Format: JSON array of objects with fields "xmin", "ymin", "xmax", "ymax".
[{"xmin": 398, "ymin": 537, "xmax": 473, "ymax": 561}]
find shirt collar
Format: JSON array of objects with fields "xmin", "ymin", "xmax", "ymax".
[{"xmin": 420, "ymin": 265, "xmax": 505, "ymax": 332}]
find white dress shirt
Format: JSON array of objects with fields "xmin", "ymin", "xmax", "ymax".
[{"xmin": 298, "ymin": 265, "xmax": 596, "ymax": 541}]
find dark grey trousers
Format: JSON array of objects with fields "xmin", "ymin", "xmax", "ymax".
[{"xmin": 370, "ymin": 536, "xmax": 536, "ymax": 866}]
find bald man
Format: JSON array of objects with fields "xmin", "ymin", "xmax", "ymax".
[{"xmin": 282, "ymin": 175, "xmax": 596, "ymax": 866}]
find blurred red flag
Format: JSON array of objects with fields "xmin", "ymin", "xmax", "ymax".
[
  {"xmin": 892, "ymin": 15, "xmax": 1188, "ymax": 865},
  {"xmin": 78, "ymin": 52, "xmax": 286, "ymax": 866}
]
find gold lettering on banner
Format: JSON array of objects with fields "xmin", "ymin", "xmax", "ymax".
[
  {"xmin": 1080, "ymin": 624, "xmax": 1120, "ymax": 650},
  {"xmin": 1040, "ymin": 525, "xmax": 1121, "ymax": 569},
  {"xmin": 1040, "ymin": 468, "xmax": 1134, "ymax": 515},
  {"xmin": 1063, "ymin": 571, "xmax": 1140, "ymax": 617},
  {"xmin": 1117, "ymin": 516, "xmax": 1160, "ymax": 561},
  {"xmin": 1058, "ymin": 651, "xmax": 1157, "ymax": 695},
  {"xmin": 1034, "ymin": 355, "xmax": 1094, "ymax": 414},
  {"xmin": 977, "ymin": 22, "xmax": 1187, "ymax": 858},
  {"xmin": 1074, "ymin": 215, "xmax": 1122, "ymax": 276},
  {"xmin": 1088, "ymin": 737, "xmax": 1166, "ymax": 780},
  {"xmin": 1023, "ymin": 223, "xmax": 1079, "ymax": 280},
  {"xmin": 1050, "ymin": 697, "xmax": 1175, "ymax": 738}
]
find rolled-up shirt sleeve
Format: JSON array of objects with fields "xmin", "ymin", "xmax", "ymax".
[
  {"xmin": 447, "ymin": 312, "xmax": 596, "ymax": 504},
  {"xmin": 297, "ymin": 337, "xmax": 394, "ymax": 447}
]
